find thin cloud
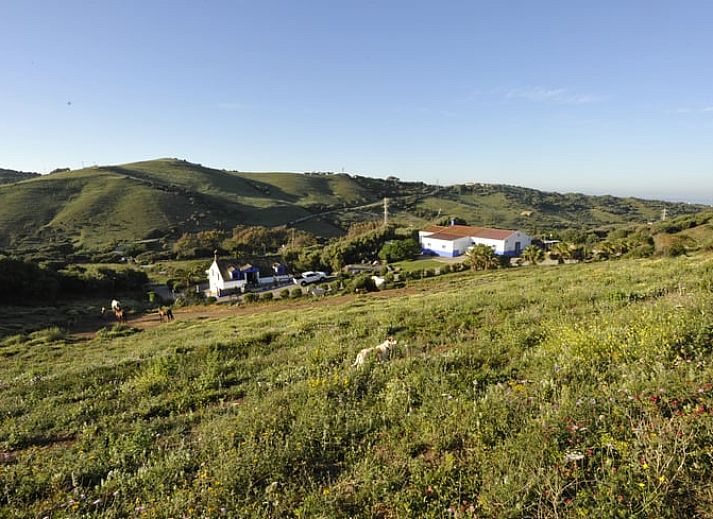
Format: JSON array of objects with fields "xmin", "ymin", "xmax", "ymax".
[
  {"xmin": 505, "ymin": 87, "xmax": 604, "ymax": 105},
  {"xmin": 668, "ymin": 106, "xmax": 713, "ymax": 114}
]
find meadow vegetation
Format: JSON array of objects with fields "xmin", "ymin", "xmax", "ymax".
[{"xmin": 2, "ymin": 253, "xmax": 713, "ymax": 517}]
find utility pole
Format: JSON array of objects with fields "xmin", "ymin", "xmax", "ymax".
[
  {"xmin": 661, "ymin": 207, "xmax": 667, "ymax": 221},
  {"xmin": 383, "ymin": 197, "xmax": 389, "ymax": 226}
]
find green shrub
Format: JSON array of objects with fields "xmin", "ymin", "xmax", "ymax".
[
  {"xmin": 347, "ymin": 274, "xmax": 377, "ymax": 292},
  {"xmin": 627, "ymin": 243, "xmax": 655, "ymax": 258},
  {"xmin": 260, "ymin": 292, "xmax": 273, "ymax": 301},
  {"xmin": 279, "ymin": 288, "xmax": 291, "ymax": 299},
  {"xmin": 243, "ymin": 292, "xmax": 258, "ymax": 303},
  {"xmin": 28, "ymin": 326, "xmax": 67, "ymax": 344},
  {"xmin": 96, "ymin": 324, "xmax": 137, "ymax": 339},
  {"xmin": 174, "ymin": 290, "xmax": 206, "ymax": 307},
  {"xmin": 378, "ymin": 238, "xmax": 420, "ymax": 262},
  {"xmin": 290, "ymin": 287, "xmax": 303, "ymax": 298},
  {"xmin": 663, "ymin": 242, "xmax": 687, "ymax": 257}
]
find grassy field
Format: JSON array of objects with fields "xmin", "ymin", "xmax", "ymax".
[
  {"xmin": 2, "ymin": 254, "xmax": 713, "ymax": 517},
  {"xmin": 0, "ymin": 295, "xmax": 151, "ymax": 339},
  {"xmin": 390, "ymin": 257, "xmax": 458, "ymax": 273}
]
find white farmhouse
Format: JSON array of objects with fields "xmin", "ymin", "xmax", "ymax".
[
  {"xmin": 206, "ymin": 259, "xmax": 249, "ymax": 296},
  {"xmin": 418, "ymin": 224, "xmax": 531, "ymax": 258},
  {"xmin": 206, "ymin": 257, "xmax": 290, "ymax": 297}
]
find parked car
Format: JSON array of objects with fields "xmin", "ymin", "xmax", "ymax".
[{"xmin": 294, "ymin": 271, "xmax": 327, "ymax": 286}]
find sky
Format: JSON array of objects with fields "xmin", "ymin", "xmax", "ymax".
[{"xmin": 1, "ymin": 0, "xmax": 712, "ymax": 203}]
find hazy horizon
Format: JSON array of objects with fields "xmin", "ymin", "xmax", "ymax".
[{"xmin": 8, "ymin": 156, "xmax": 710, "ymax": 207}]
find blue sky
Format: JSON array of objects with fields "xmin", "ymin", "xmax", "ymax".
[{"xmin": 1, "ymin": 1, "xmax": 712, "ymax": 202}]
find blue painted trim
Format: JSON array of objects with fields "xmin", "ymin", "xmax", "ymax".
[{"xmin": 421, "ymin": 248, "xmax": 460, "ymax": 258}]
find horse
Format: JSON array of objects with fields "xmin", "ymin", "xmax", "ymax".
[
  {"xmin": 158, "ymin": 308, "xmax": 174, "ymax": 322},
  {"xmin": 114, "ymin": 307, "xmax": 126, "ymax": 324}
]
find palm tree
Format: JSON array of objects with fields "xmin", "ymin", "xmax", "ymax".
[
  {"xmin": 466, "ymin": 244, "xmax": 499, "ymax": 271},
  {"xmin": 568, "ymin": 243, "xmax": 589, "ymax": 262},
  {"xmin": 548, "ymin": 242, "xmax": 572, "ymax": 264},
  {"xmin": 593, "ymin": 241, "xmax": 617, "ymax": 261},
  {"xmin": 521, "ymin": 245, "xmax": 545, "ymax": 265}
]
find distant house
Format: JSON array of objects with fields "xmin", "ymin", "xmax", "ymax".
[
  {"xmin": 418, "ymin": 224, "xmax": 531, "ymax": 258},
  {"xmin": 206, "ymin": 256, "xmax": 289, "ymax": 297}
]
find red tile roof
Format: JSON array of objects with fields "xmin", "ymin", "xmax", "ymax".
[
  {"xmin": 421, "ymin": 225, "xmax": 517, "ymax": 241},
  {"xmin": 423, "ymin": 231, "xmax": 468, "ymax": 241}
]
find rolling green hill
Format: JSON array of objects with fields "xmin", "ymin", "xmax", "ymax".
[
  {"xmin": 0, "ymin": 158, "xmax": 707, "ymax": 256},
  {"xmin": 404, "ymin": 183, "xmax": 706, "ymax": 234},
  {"xmin": 0, "ymin": 168, "xmax": 39, "ymax": 185},
  {"xmin": 2, "ymin": 253, "xmax": 713, "ymax": 516}
]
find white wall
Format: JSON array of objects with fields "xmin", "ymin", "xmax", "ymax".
[
  {"xmin": 472, "ymin": 232, "xmax": 531, "ymax": 255},
  {"xmin": 258, "ymin": 275, "xmax": 292, "ymax": 285},
  {"xmin": 503, "ymin": 231, "xmax": 531, "ymax": 254},
  {"xmin": 470, "ymin": 237, "xmax": 506, "ymax": 254},
  {"xmin": 423, "ymin": 237, "xmax": 455, "ymax": 254},
  {"xmin": 420, "ymin": 229, "xmax": 532, "ymax": 256},
  {"xmin": 206, "ymin": 262, "xmax": 247, "ymax": 296},
  {"xmin": 207, "ymin": 263, "xmax": 224, "ymax": 293},
  {"xmin": 421, "ymin": 236, "xmax": 472, "ymax": 257}
]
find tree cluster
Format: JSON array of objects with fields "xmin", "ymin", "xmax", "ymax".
[
  {"xmin": 378, "ymin": 238, "xmax": 421, "ymax": 263},
  {"xmin": 223, "ymin": 226, "xmax": 315, "ymax": 258},
  {"xmin": 172, "ymin": 226, "xmax": 316, "ymax": 259},
  {"xmin": 295, "ymin": 224, "xmax": 395, "ymax": 272},
  {"xmin": 0, "ymin": 257, "xmax": 149, "ymax": 304},
  {"xmin": 172, "ymin": 230, "xmax": 225, "ymax": 259}
]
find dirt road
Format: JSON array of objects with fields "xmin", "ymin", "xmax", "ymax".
[{"xmin": 69, "ymin": 286, "xmax": 429, "ymax": 340}]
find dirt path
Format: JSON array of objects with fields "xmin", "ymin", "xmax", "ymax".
[{"xmin": 69, "ymin": 285, "xmax": 433, "ymax": 340}]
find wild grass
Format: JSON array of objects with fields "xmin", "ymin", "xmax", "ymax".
[
  {"xmin": 390, "ymin": 257, "xmax": 453, "ymax": 273},
  {"xmin": 1, "ymin": 255, "xmax": 713, "ymax": 517}
]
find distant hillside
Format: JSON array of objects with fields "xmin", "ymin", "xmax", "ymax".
[
  {"xmin": 0, "ymin": 158, "xmax": 707, "ymax": 257},
  {"xmin": 399, "ymin": 183, "xmax": 707, "ymax": 234},
  {"xmin": 0, "ymin": 168, "xmax": 39, "ymax": 185},
  {"xmin": 621, "ymin": 210, "xmax": 713, "ymax": 255}
]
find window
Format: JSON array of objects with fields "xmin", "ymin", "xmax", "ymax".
[{"xmin": 442, "ymin": 245, "xmax": 446, "ymax": 249}]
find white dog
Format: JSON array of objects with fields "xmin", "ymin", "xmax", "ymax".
[{"xmin": 352, "ymin": 336, "xmax": 397, "ymax": 367}]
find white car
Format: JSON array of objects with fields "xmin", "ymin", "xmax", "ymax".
[{"xmin": 294, "ymin": 271, "xmax": 327, "ymax": 286}]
